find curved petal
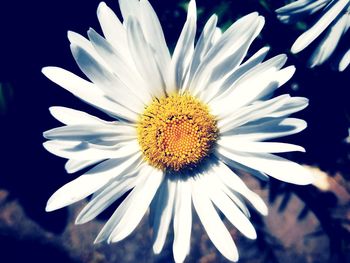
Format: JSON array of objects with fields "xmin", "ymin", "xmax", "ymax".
[
  {"xmin": 49, "ymin": 106, "xmax": 106, "ymax": 125},
  {"xmin": 152, "ymin": 178, "xmax": 176, "ymax": 254},
  {"xmin": 75, "ymin": 163, "xmax": 146, "ymax": 224},
  {"xmin": 217, "ymin": 148, "xmax": 314, "ymax": 185},
  {"xmin": 45, "ymin": 153, "xmax": 141, "ymax": 212},
  {"xmin": 291, "ymin": 0, "xmax": 349, "ymax": 53},
  {"xmin": 42, "ymin": 67, "xmax": 138, "ymax": 122},
  {"xmin": 173, "ymin": 179, "xmax": 192, "ymax": 263},
  {"xmin": 94, "ymin": 166, "xmax": 163, "ymax": 243},
  {"xmin": 204, "ymin": 172, "xmax": 256, "ymax": 239},
  {"xmin": 126, "ymin": 17, "xmax": 166, "ymax": 97},
  {"xmin": 169, "ymin": 0, "xmax": 197, "ymax": 93},
  {"xmin": 192, "ymin": 177, "xmax": 239, "ymax": 262}
]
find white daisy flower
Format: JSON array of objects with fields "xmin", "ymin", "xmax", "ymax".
[
  {"xmin": 276, "ymin": 0, "xmax": 350, "ymax": 71},
  {"xmin": 42, "ymin": 0, "xmax": 313, "ymax": 262}
]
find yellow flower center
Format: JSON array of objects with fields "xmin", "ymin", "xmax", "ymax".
[{"xmin": 137, "ymin": 94, "xmax": 218, "ymax": 171}]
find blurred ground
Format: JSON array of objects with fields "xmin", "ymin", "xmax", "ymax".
[{"xmin": 1, "ymin": 166, "xmax": 349, "ymax": 263}]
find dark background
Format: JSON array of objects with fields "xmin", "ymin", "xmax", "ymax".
[{"xmin": 0, "ymin": 0, "xmax": 350, "ymax": 262}]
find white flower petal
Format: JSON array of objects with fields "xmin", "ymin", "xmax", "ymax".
[
  {"xmin": 192, "ymin": 177, "xmax": 239, "ymax": 262},
  {"xmin": 169, "ymin": 0, "xmax": 197, "ymax": 93},
  {"xmin": 67, "ymin": 31, "xmax": 110, "ymax": 70},
  {"xmin": 126, "ymin": 17, "xmax": 166, "ymax": 97},
  {"xmin": 276, "ymin": 0, "xmax": 330, "ymax": 23},
  {"xmin": 139, "ymin": 0, "xmax": 171, "ymax": 79},
  {"xmin": 65, "ymin": 159, "xmax": 105, "ymax": 174},
  {"xmin": 173, "ymin": 179, "xmax": 192, "ymax": 263},
  {"xmin": 218, "ymin": 148, "xmax": 314, "ymax": 185},
  {"xmin": 97, "ymin": 2, "xmax": 129, "ymax": 58},
  {"xmin": 222, "ymin": 117, "xmax": 307, "ymax": 141},
  {"xmin": 206, "ymin": 46, "xmax": 270, "ymax": 103},
  {"xmin": 41, "ymin": 67, "xmax": 138, "ymax": 122},
  {"xmin": 118, "ymin": 0, "xmax": 139, "ymax": 21},
  {"xmin": 45, "ymin": 153, "xmax": 141, "ymax": 212},
  {"xmin": 339, "ymin": 47, "xmax": 350, "ymax": 71},
  {"xmin": 266, "ymin": 96, "xmax": 309, "ymax": 118},
  {"xmin": 43, "ymin": 139, "xmax": 140, "ymax": 160},
  {"xmin": 75, "ymin": 163, "xmax": 146, "ymax": 224},
  {"xmin": 186, "ymin": 14, "xmax": 218, "ymax": 91},
  {"xmin": 291, "ymin": 0, "xmax": 349, "ymax": 53},
  {"xmin": 210, "ymin": 55, "xmax": 292, "ymax": 116},
  {"xmin": 204, "ymin": 172, "xmax": 257, "ymax": 239},
  {"xmin": 152, "ymin": 178, "xmax": 176, "ymax": 254},
  {"xmin": 43, "ymin": 124, "xmax": 131, "ymax": 141},
  {"xmin": 87, "ymin": 28, "xmax": 152, "ymax": 105},
  {"xmin": 49, "ymin": 106, "xmax": 105, "ymax": 125},
  {"xmin": 309, "ymin": 13, "xmax": 349, "ymax": 67},
  {"xmin": 190, "ymin": 13, "xmax": 262, "ymax": 97},
  {"xmin": 212, "ymin": 161, "xmax": 268, "ymax": 216},
  {"xmin": 70, "ymin": 44, "xmax": 145, "ymax": 113},
  {"xmin": 98, "ymin": 166, "xmax": 163, "ymax": 243},
  {"xmin": 218, "ymin": 139, "xmax": 305, "ymax": 153},
  {"xmin": 218, "ymin": 94, "xmax": 292, "ymax": 132}
]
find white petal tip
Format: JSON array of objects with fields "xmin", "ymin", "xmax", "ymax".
[
  {"xmin": 93, "ymin": 236, "xmax": 104, "ymax": 244},
  {"xmin": 45, "ymin": 201, "xmax": 60, "ymax": 212},
  {"xmin": 98, "ymin": 1, "xmax": 107, "ymax": 9},
  {"xmin": 75, "ymin": 216, "xmax": 87, "ymax": 225},
  {"xmin": 152, "ymin": 245, "xmax": 162, "ymax": 255},
  {"xmin": 227, "ymin": 252, "xmax": 239, "ymax": 262},
  {"xmin": 291, "ymin": 41, "xmax": 304, "ymax": 54},
  {"xmin": 292, "ymin": 172, "xmax": 315, "ymax": 185},
  {"xmin": 41, "ymin": 67, "xmax": 52, "ymax": 76}
]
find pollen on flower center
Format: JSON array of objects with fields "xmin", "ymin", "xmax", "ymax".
[{"xmin": 137, "ymin": 94, "xmax": 218, "ymax": 171}]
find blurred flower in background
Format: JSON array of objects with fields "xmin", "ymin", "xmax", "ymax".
[
  {"xmin": 276, "ymin": 0, "xmax": 350, "ymax": 71},
  {"xmin": 42, "ymin": 0, "xmax": 313, "ymax": 262}
]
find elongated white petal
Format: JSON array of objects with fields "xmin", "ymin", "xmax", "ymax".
[
  {"xmin": 126, "ymin": 17, "xmax": 166, "ymax": 97},
  {"xmin": 218, "ymin": 148, "xmax": 314, "ymax": 185},
  {"xmin": 192, "ymin": 177, "xmax": 239, "ymax": 262},
  {"xmin": 291, "ymin": 0, "xmax": 349, "ymax": 53},
  {"xmin": 222, "ymin": 118, "xmax": 307, "ymax": 141},
  {"xmin": 191, "ymin": 14, "xmax": 263, "ymax": 97},
  {"xmin": 75, "ymin": 164, "xmax": 146, "ymax": 224},
  {"xmin": 87, "ymin": 28, "xmax": 152, "ymax": 105},
  {"xmin": 97, "ymin": 2, "xmax": 129, "ymax": 58},
  {"xmin": 170, "ymin": 0, "xmax": 197, "ymax": 93},
  {"xmin": 49, "ymin": 107, "xmax": 105, "ymax": 125},
  {"xmin": 276, "ymin": 0, "xmax": 330, "ymax": 23},
  {"xmin": 339, "ymin": 47, "xmax": 350, "ymax": 71},
  {"xmin": 67, "ymin": 31, "xmax": 110, "ymax": 70},
  {"xmin": 152, "ymin": 178, "xmax": 176, "ymax": 254},
  {"xmin": 65, "ymin": 159, "xmax": 104, "ymax": 174},
  {"xmin": 139, "ymin": 0, "xmax": 171, "ymax": 79},
  {"xmin": 119, "ymin": 0, "xmax": 139, "ymax": 20},
  {"xmin": 43, "ymin": 140, "xmax": 140, "ymax": 160},
  {"xmin": 204, "ymin": 173, "xmax": 256, "ymax": 239},
  {"xmin": 46, "ymin": 154, "xmax": 141, "ymax": 212},
  {"xmin": 212, "ymin": 161, "xmax": 268, "ymax": 215},
  {"xmin": 186, "ymin": 14, "xmax": 218, "ymax": 90},
  {"xmin": 97, "ymin": 167, "xmax": 163, "ymax": 243},
  {"xmin": 309, "ymin": 13, "xmax": 348, "ymax": 67},
  {"xmin": 207, "ymin": 46, "xmax": 270, "ymax": 102},
  {"xmin": 173, "ymin": 179, "xmax": 192, "ymax": 263},
  {"xmin": 210, "ymin": 55, "xmax": 292, "ymax": 116},
  {"xmin": 218, "ymin": 139, "xmax": 305, "ymax": 153},
  {"xmin": 70, "ymin": 44, "xmax": 145, "ymax": 113},
  {"xmin": 267, "ymin": 97, "xmax": 309, "ymax": 118},
  {"xmin": 43, "ymin": 124, "xmax": 123, "ymax": 141},
  {"xmin": 42, "ymin": 67, "xmax": 138, "ymax": 122},
  {"xmin": 218, "ymin": 94, "xmax": 292, "ymax": 132}
]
